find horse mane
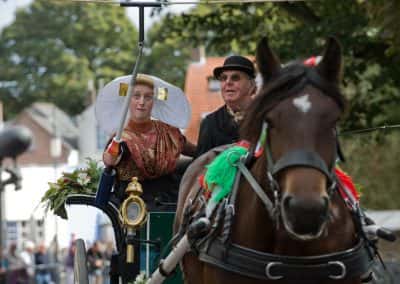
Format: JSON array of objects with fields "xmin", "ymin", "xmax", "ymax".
[{"xmin": 240, "ymin": 62, "xmax": 347, "ymax": 143}]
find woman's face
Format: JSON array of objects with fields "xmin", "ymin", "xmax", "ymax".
[{"xmin": 129, "ymin": 83, "xmax": 154, "ymax": 122}]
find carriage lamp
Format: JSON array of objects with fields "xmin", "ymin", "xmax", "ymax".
[{"xmin": 121, "ymin": 177, "xmax": 147, "ymax": 263}]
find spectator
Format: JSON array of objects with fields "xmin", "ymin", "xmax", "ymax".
[
  {"xmin": 0, "ymin": 247, "xmax": 8, "ymax": 284},
  {"xmin": 64, "ymin": 238, "xmax": 76, "ymax": 284},
  {"xmin": 20, "ymin": 240, "xmax": 35, "ymax": 284},
  {"xmin": 6, "ymin": 243, "xmax": 26, "ymax": 284},
  {"xmin": 87, "ymin": 241, "xmax": 104, "ymax": 284},
  {"xmin": 34, "ymin": 243, "xmax": 52, "ymax": 284}
]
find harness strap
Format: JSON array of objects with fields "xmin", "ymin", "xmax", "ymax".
[
  {"xmin": 237, "ymin": 161, "xmax": 275, "ymax": 217},
  {"xmin": 198, "ymin": 238, "xmax": 373, "ymax": 281},
  {"xmin": 220, "ymin": 171, "xmax": 241, "ymax": 244}
]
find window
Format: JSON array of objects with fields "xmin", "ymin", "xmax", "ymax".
[{"xmin": 207, "ymin": 77, "xmax": 220, "ymax": 92}]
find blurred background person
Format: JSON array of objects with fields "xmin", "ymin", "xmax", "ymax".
[
  {"xmin": 34, "ymin": 243, "xmax": 53, "ymax": 284},
  {"xmin": 87, "ymin": 241, "xmax": 104, "ymax": 284},
  {"xmin": 64, "ymin": 235, "xmax": 76, "ymax": 284},
  {"xmin": 0, "ymin": 246, "xmax": 8, "ymax": 284},
  {"xmin": 20, "ymin": 240, "xmax": 35, "ymax": 284},
  {"xmin": 6, "ymin": 243, "xmax": 26, "ymax": 284}
]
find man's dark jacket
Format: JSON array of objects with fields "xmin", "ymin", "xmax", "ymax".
[{"xmin": 196, "ymin": 105, "xmax": 239, "ymax": 157}]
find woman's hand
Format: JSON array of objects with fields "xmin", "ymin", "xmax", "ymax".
[
  {"xmin": 103, "ymin": 138, "xmax": 122, "ymax": 167},
  {"xmin": 103, "ymin": 151, "xmax": 121, "ymax": 167}
]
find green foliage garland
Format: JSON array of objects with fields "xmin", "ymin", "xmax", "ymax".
[{"xmin": 41, "ymin": 158, "xmax": 102, "ymax": 219}]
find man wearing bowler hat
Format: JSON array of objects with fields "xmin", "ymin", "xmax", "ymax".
[{"xmin": 196, "ymin": 55, "xmax": 257, "ymax": 157}]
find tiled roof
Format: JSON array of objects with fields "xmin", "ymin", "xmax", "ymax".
[{"xmin": 25, "ymin": 102, "xmax": 78, "ymax": 148}]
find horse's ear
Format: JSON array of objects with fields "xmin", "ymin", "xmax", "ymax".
[
  {"xmin": 256, "ymin": 37, "xmax": 281, "ymax": 81},
  {"xmin": 316, "ymin": 37, "xmax": 343, "ymax": 84}
]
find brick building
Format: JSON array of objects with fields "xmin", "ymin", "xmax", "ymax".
[
  {"xmin": 183, "ymin": 57, "xmax": 225, "ymax": 143},
  {"xmin": 12, "ymin": 102, "xmax": 78, "ymax": 166},
  {"xmin": 2, "ymin": 102, "xmax": 79, "ymax": 249},
  {"xmin": 183, "ymin": 56, "xmax": 255, "ymax": 144}
]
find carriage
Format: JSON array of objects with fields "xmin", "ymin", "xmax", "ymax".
[
  {"xmin": 65, "ymin": 159, "xmax": 190, "ymax": 284},
  {"xmin": 59, "ymin": 34, "xmax": 399, "ymax": 284}
]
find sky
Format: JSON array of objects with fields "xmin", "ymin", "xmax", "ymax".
[{"xmin": 0, "ymin": 0, "xmax": 195, "ymax": 32}]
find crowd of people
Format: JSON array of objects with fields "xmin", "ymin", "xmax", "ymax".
[
  {"xmin": 0, "ymin": 241, "xmax": 53, "ymax": 284},
  {"xmin": 0, "ymin": 238, "xmax": 113, "ymax": 284}
]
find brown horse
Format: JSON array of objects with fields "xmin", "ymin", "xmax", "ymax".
[{"xmin": 174, "ymin": 37, "xmax": 373, "ymax": 284}]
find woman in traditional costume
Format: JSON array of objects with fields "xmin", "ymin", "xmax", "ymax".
[{"xmin": 99, "ymin": 74, "xmax": 196, "ymax": 209}]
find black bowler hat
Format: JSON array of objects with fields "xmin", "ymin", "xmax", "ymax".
[{"xmin": 213, "ymin": 55, "xmax": 256, "ymax": 79}]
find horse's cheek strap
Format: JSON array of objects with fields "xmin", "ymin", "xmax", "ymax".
[{"xmin": 272, "ymin": 150, "xmax": 331, "ymax": 179}]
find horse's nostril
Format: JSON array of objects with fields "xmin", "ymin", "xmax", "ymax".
[
  {"xmin": 283, "ymin": 194, "xmax": 329, "ymax": 216},
  {"xmin": 282, "ymin": 194, "xmax": 330, "ymax": 238}
]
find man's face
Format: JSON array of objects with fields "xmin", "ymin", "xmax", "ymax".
[{"xmin": 219, "ymin": 70, "xmax": 254, "ymax": 109}]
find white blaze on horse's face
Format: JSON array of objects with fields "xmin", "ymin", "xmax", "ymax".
[{"xmin": 293, "ymin": 94, "xmax": 312, "ymax": 114}]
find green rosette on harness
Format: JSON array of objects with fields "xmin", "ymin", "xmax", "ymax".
[{"xmin": 204, "ymin": 145, "xmax": 248, "ymax": 214}]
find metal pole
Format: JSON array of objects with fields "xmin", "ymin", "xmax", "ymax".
[
  {"xmin": 0, "ymin": 102, "xmax": 3, "ymax": 250},
  {"xmin": 113, "ymin": 2, "xmax": 161, "ymax": 141},
  {"xmin": 114, "ymin": 42, "xmax": 144, "ymax": 140},
  {"xmin": 0, "ymin": 161, "xmax": 4, "ymax": 250},
  {"xmin": 51, "ymin": 106, "xmax": 60, "ymax": 284}
]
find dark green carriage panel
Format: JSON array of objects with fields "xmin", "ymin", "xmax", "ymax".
[{"xmin": 140, "ymin": 212, "xmax": 183, "ymax": 284}]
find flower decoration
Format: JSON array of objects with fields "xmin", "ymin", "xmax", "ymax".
[{"xmin": 41, "ymin": 158, "xmax": 102, "ymax": 219}]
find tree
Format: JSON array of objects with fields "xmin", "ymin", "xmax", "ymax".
[
  {"xmin": 364, "ymin": 0, "xmax": 400, "ymax": 56},
  {"xmin": 140, "ymin": 18, "xmax": 192, "ymax": 89},
  {"xmin": 155, "ymin": 1, "xmax": 400, "ymax": 130},
  {"xmin": 342, "ymin": 132, "xmax": 400, "ymax": 209},
  {"xmin": 152, "ymin": 1, "xmax": 400, "ymax": 209},
  {"xmin": 0, "ymin": 0, "xmax": 138, "ymax": 118}
]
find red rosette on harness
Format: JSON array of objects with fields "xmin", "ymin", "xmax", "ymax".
[{"xmin": 335, "ymin": 167, "xmax": 360, "ymax": 202}]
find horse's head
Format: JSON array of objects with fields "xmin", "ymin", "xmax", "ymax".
[{"xmin": 242, "ymin": 37, "xmax": 346, "ymax": 241}]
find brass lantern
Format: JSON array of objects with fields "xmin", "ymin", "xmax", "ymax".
[
  {"xmin": 121, "ymin": 177, "xmax": 147, "ymax": 228},
  {"xmin": 120, "ymin": 177, "xmax": 147, "ymax": 263}
]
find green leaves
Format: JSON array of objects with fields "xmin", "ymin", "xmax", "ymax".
[
  {"xmin": 153, "ymin": 1, "xmax": 399, "ymax": 131},
  {"xmin": 0, "ymin": 0, "xmax": 138, "ymax": 118},
  {"xmin": 41, "ymin": 158, "xmax": 102, "ymax": 219},
  {"xmin": 149, "ymin": 1, "xmax": 400, "ymax": 209},
  {"xmin": 342, "ymin": 132, "xmax": 400, "ymax": 209}
]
